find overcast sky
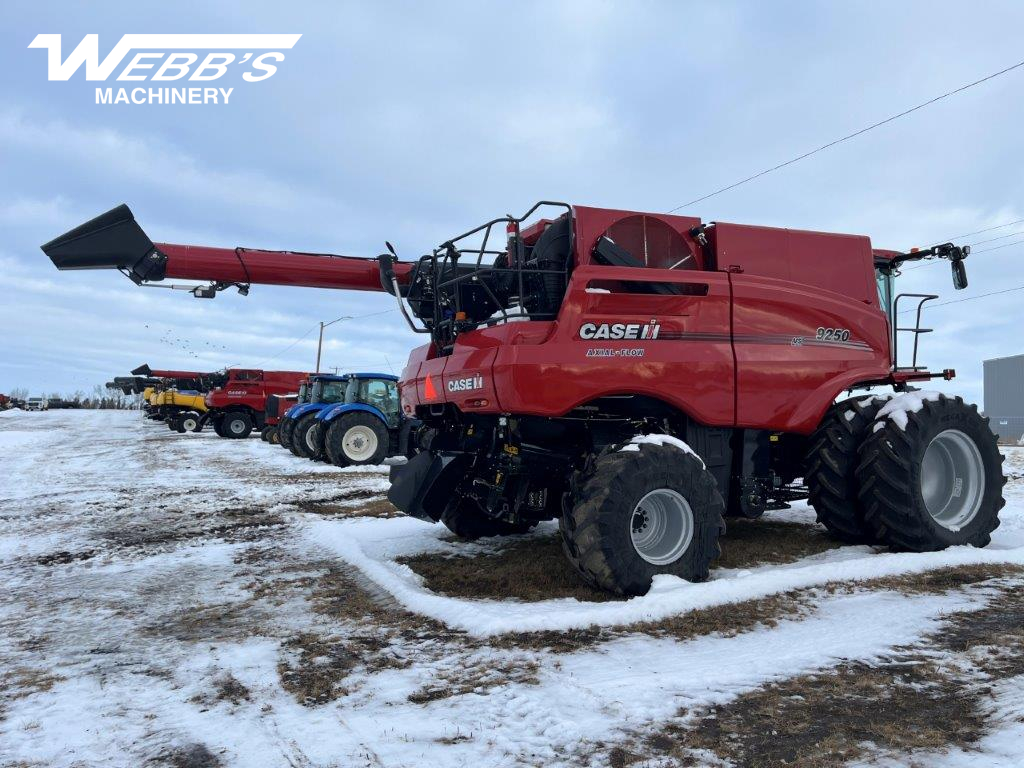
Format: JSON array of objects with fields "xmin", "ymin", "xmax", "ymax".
[{"xmin": 2, "ymin": 1, "xmax": 1023, "ymax": 408}]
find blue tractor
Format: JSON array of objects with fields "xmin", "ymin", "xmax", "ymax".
[
  {"xmin": 284, "ymin": 374, "xmax": 350, "ymax": 459},
  {"xmin": 288, "ymin": 373, "xmax": 417, "ymax": 466}
]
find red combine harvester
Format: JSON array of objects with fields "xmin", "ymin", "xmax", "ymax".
[
  {"xmin": 43, "ymin": 203, "xmax": 1005, "ymax": 594},
  {"xmin": 204, "ymin": 368, "xmax": 309, "ymax": 438}
]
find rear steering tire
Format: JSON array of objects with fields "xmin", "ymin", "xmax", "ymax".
[
  {"xmin": 805, "ymin": 396, "xmax": 885, "ymax": 543},
  {"xmin": 324, "ymin": 412, "xmax": 389, "ymax": 466},
  {"xmin": 857, "ymin": 394, "xmax": 1005, "ymax": 551},
  {"xmin": 560, "ymin": 442, "xmax": 725, "ymax": 596},
  {"xmin": 440, "ymin": 497, "xmax": 535, "ymax": 539}
]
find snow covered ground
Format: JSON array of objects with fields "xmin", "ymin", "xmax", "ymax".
[{"xmin": 2, "ymin": 409, "xmax": 1024, "ymax": 767}]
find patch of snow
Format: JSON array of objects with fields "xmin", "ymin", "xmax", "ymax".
[
  {"xmin": 307, "ymin": 515, "xmax": 1024, "ymax": 637},
  {"xmin": 872, "ymin": 389, "xmax": 944, "ymax": 432},
  {"xmin": 619, "ymin": 433, "xmax": 706, "ymax": 468}
]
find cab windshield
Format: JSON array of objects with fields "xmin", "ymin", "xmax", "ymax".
[
  {"xmin": 875, "ymin": 267, "xmax": 894, "ymax": 324},
  {"xmin": 311, "ymin": 379, "xmax": 347, "ymax": 404},
  {"xmin": 344, "ymin": 378, "xmax": 399, "ymax": 413},
  {"xmin": 297, "ymin": 383, "xmax": 309, "ymax": 403}
]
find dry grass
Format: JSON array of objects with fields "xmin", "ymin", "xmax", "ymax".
[
  {"xmin": 146, "ymin": 743, "xmax": 221, "ymax": 768},
  {"xmin": 407, "ymin": 657, "xmax": 541, "ymax": 704},
  {"xmin": 716, "ymin": 517, "xmax": 843, "ymax": 569},
  {"xmin": 400, "ymin": 519, "xmax": 843, "ymax": 605},
  {"xmin": 142, "ymin": 601, "xmax": 265, "ymax": 643},
  {"xmin": 399, "ymin": 534, "xmax": 619, "ymax": 603},
  {"xmin": 607, "ymin": 565, "xmax": 1024, "ymax": 768}
]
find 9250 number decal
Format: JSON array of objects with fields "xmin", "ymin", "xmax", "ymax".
[{"xmin": 816, "ymin": 326, "xmax": 851, "ymax": 342}]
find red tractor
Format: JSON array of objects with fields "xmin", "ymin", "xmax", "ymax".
[{"xmin": 43, "ymin": 203, "xmax": 1005, "ymax": 594}]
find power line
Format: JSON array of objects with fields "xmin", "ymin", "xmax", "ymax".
[
  {"xmin": 255, "ymin": 308, "xmax": 398, "ymax": 368},
  {"xmin": 898, "ymin": 283, "xmax": 1024, "ymax": 314},
  {"xmin": 942, "ymin": 216, "xmax": 1024, "ymax": 242},
  {"xmin": 667, "ymin": 58, "xmax": 1024, "ymax": 212}
]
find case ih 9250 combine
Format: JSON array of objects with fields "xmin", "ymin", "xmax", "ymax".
[{"xmin": 44, "ymin": 203, "xmax": 1005, "ymax": 595}]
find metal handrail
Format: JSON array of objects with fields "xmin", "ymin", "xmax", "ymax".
[{"xmin": 892, "ymin": 293, "xmax": 938, "ymax": 371}]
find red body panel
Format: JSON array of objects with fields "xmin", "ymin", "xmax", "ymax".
[
  {"xmin": 157, "ymin": 244, "xmax": 413, "ymax": 291},
  {"xmin": 401, "ymin": 208, "xmax": 896, "ymax": 435},
  {"xmin": 99, "ymin": 204, "xmax": 914, "ymax": 437},
  {"xmin": 205, "ymin": 369, "xmax": 310, "ymax": 416},
  {"xmin": 145, "ymin": 368, "xmax": 209, "ymax": 379}
]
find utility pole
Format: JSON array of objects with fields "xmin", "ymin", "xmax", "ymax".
[{"xmin": 315, "ymin": 316, "xmax": 352, "ymax": 373}]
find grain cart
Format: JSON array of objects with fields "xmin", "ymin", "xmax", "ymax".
[
  {"xmin": 43, "ymin": 203, "xmax": 1005, "ymax": 595},
  {"xmin": 262, "ymin": 392, "xmax": 299, "ymax": 443}
]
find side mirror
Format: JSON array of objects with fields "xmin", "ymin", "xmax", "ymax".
[{"xmin": 952, "ymin": 258, "xmax": 968, "ymax": 290}]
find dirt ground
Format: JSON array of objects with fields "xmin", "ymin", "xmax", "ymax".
[{"xmin": 2, "ymin": 410, "xmax": 1024, "ymax": 768}]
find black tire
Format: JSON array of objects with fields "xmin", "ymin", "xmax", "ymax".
[
  {"xmin": 266, "ymin": 425, "xmax": 281, "ymax": 445},
  {"xmin": 167, "ymin": 417, "xmax": 180, "ymax": 432},
  {"xmin": 278, "ymin": 417, "xmax": 295, "ymax": 450},
  {"xmin": 213, "ymin": 418, "xmax": 228, "ymax": 438},
  {"xmin": 180, "ymin": 412, "xmax": 202, "ymax": 433},
  {"xmin": 290, "ymin": 413, "xmax": 321, "ymax": 458},
  {"xmin": 805, "ymin": 396, "xmax": 886, "ymax": 543},
  {"xmin": 440, "ymin": 497, "xmax": 535, "ymax": 539},
  {"xmin": 324, "ymin": 412, "xmax": 389, "ymax": 466},
  {"xmin": 857, "ymin": 394, "xmax": 1005, "ymax": 551},
  {"xmin": 260, "ymin": 425, "xmax": 273, "ymax": 442},
  {"xmin": 222, "ymin": 411, "xmax": 253, "ymax": 439},
  {"xmin": 560, "ymin": 442, "xmax": 725, "ymax": 596}
]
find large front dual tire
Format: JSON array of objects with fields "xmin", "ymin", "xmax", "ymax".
[
  {"xmin": 222, "ymin": 411, "xmax": 253, "ymax": 439},
  {"xmin": 324, "ymin": 413, "xmax": 388, "ymax": 467},
  {"xmin": 805, "ymin": 397, "xmax": 885, "ymax": 543},
  {"xmin": 857, "ymin": 395, "xmax": 1005, "ymax": 551},
  {"xmin": 560, "ymin": 442, "xmax": 725, "ymax": 596}
]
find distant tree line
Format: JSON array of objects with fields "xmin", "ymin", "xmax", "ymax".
[{"xmin": 3, "ymin": 385, "xmax": 142, "ymax": 410}]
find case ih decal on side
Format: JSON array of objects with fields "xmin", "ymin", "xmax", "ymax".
[
  {"xmin": 447, "ymin": 374, "xmax": 484, "ymax": 392},
  {"xmin": 579, "ymin": 320, "xmax": 661, "ymax": 340}
]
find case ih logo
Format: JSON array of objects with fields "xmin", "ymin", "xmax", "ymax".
[
  {"xmin": 28, "ymin": 34, "xmax": 301, "ymax": 105},
  {"xmin": 447, "ymin": 374, "xmax": 484, "ymax": 393},
  {"xmin": 579, "ymin": 320, "xmax": 661, "ymax": 340}
]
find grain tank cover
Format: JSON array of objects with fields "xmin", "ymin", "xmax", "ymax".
[{"xmin": 709, "ymin": 222, "xmax": 877, "ymax": 306}]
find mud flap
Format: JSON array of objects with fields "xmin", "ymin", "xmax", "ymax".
[{"xmin": 387, "ymin": 451, "xmax": 470, "ymax": 522}]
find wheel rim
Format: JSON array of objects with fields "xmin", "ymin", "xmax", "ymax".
[
  {"xmin": 343, "ymin": 425, "xmax": 378, "ymax": 461},
  {"xmin": 629, "ymin": 488, "xmax": 694, "ymax": 565},
  {"xmin": 183, "ymin": 418, "xmax": 197, "ymax": 431},
  {"xmin": 229, "ymin": 418, "xmax": 246, "ymax": 435},
  {"xmin": 921, "ymin": 429, "xmax": 985, "ymax": 530},
  {"xmin": 305, "ymin": 424, "xmax": 320, "ymax": 451}
]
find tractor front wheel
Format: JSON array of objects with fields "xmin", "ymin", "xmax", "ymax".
[
  {"xmin": 857, "ymin": 395, "xmax": 1005, "ymax": 551},
  {"xmin": 561, "ymin": 442, "xmax": 725, "ymax": 596},
  {"xmin": 291, "ymin": 414, "xmax": 321, "ymax": 458},
  {"xmin": 325, "ymin": 413, "xmax": 389, "ymax": 466}
]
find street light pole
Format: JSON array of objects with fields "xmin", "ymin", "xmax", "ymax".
[{"xmin": 315, "ymin": 316, "xmax": 352, "ymax": 373}]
